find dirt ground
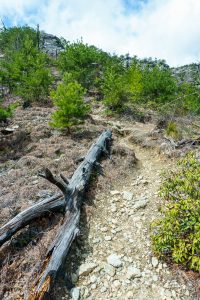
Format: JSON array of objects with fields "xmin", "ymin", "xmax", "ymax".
[{"xmin": 0, "ymin": 104, "xmax": 199, "ymax": 300}]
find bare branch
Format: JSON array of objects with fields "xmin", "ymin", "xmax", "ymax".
[
  {"xmin": 60, "ymin": 174, "xmax": 69, "ymax": 185},
  {"xmin": 38, "ymin": 168, "xmax": 68, "ymax": 195}
]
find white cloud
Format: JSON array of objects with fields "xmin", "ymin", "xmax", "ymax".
[
  {"xmin": 130, "ymin": 0, "xmax": 200, "ymax": 66},
  {"xmin": 0, "ymin": 0, "xmax": 200, "ymax": 66}
]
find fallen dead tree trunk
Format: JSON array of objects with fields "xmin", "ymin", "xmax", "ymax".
[
  {"xmin": 0, "ymin": 129, "xmax": 112, "ymax": 299},
  {"xmin": 0, "ymin": 194, "xmax": 64, "ymax": 246}
]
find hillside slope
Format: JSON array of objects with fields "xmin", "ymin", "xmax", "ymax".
[{"xmin": 0, "ymin": 104, "xmax": 199, "ymax": 300}]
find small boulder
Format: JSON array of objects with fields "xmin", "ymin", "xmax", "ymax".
[
  {"xmin": 90, "ymin": 275, "xmax": 97, "ymax": 283},
  {"xmin": 104, "ymin": 264, "xmax": 116, "ymax": 276},
  {"xmin": 70, "ymin": 287, "xmax": 80, "ymax": 300},
  {"xmin": 110, "ymin": 190, "xmax": 121, "ymax": 196},
  {"xmin": 151, "ymin": 257, "xmax": 159, "ymax": 268},
  {"xmin": 125, "ymin": 291, "xmax": 134, "ymax": 299},
  {"xmin": 107, "ymin": 253, "xmax": 122, "ymax": 268},
  {"xmin": 105, "ymin": 236, "xmax": 112, "ymax": 241},
  {"xmin": 78, "ymin": 262, "xmax": 97, "ymax": 276},
  {"xmin": 123, "ymin": 191, "xmax": 133, "ymax": 201},
  {"xmin": 134, "ymin": 198, "xmax": 148, "ymax": 210},
  {"xmin": 126, "ymin": 266, "xmax": 141, "ymax": 279}
]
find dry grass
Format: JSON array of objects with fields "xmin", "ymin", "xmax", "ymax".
[
  {"xmin": 0, "ymin": 106, "xmax": 138, "ymax": 299},
  {"xmin": 1, "ymin": 104, "xmax": 198, "ymax": 299}
]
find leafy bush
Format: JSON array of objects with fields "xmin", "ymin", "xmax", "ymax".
[
  {"xmin": 50, "ymin": 73, "xmax": 90, "ymax": 129},
  {"xmin": 100, "ymin": 57, "xmax": 180, "ymax": 113},
  {"xmin": 0, "ymin": 106, "xmax": 12, "ymax": 122},
  {"xmin": 100, "ymin": 58, "xmax": 142, "ymax": 111},
  {"xmin": 0, "ymin": 100, "xmax": 18, "ymax": 122},
  {"xmin": 0, "ymin": 26, "xmax": 52, "ymax": 102},
  {"xmin": 151, "ymin": 152, "xmax": 200, "ymax": 271},
  {"xmin": 125, "ymin": 61, "xmax": 143, "ymax": 100}
]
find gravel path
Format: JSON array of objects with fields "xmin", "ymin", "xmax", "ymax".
[{"xmin": 69, "ymin": 142, "xmax": 197, "ymax": 300}]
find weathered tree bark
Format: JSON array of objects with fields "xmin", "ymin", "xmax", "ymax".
[
  {"xmin": 164, "ymin": 135, "xmax": 200, "ymax": 148},
  {"xmin": 0, "ymin": 193, "xmax": 64, "ymax": 247},
  {"xmin": 30, "ymin": 129, "xmax": 112, "ymax": 299},
  {"xmin": 0, "ymin": 129, "xmax": 112, "ymax": 299}
]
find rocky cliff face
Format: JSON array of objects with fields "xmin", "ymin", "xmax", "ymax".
[
  {"xmin": 40, "ymin": 31, "xmax": 65, "ymax": 57},
  {"xmin": 171, "ymin": 63, "xmax": 200, "ymax": 84}
]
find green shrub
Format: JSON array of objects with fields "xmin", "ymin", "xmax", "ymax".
[
  {"xmin": 101, "ymin": 58, "xmax": 179, "ymax": 112},
  {"xmin": 50, "ymin": 73, "xmax": 90, "ymax": 130},
  {"xmin": 0, "ymin": 25, "xmax": 38, "ymax": 52},
  {"xmin": 151, "ymin": 152, "xmax": 200, "ymax": 271},
  {"xmin": 0, "ymin": 106, "xmax": 11, "ymax": 122},
  {"xmin": 0, "ymin": 101, "xmax": 18, "ymax": 122},
  {"xmin": 125, "ymin": 61, "xmax": 143, "ymax": 101}
]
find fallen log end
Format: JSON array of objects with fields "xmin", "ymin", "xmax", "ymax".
[{"xmin": 30, "ymin": 276, "xmax": 51, "ymax": 300}]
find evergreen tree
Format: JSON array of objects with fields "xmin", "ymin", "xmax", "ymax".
[
  {"xmin": 0, "ymin": 25, "xmax": 37, "ymax": 52},
  {"xmin": 101, "ymin": 67, "xmax": 128, "ymax": 111},
  {"xmin": 141, "ymin": 65, "xmax": 178, "ymax": 103},
  {"xmin": 50, "ymin": 73, "xmax": 90, "ymax": 130},
  {"xmin": 0, "ymin": 34, "xmax": 52, "ymax": 102},
  {"xmin": 58, "ymin": 41, "xmax": 111, "ymax": 90}
]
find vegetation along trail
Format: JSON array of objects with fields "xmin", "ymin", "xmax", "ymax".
[
  {"xmin": 71, "ymin": 117, "xmax": 199, "ymax": 300},
  {"xmin": 0, "ymin": 106, "xmax": 199, "ymax": 299},
  {"xmin": 0, "ymin": 25, "xmax": 200, "ymax": 300}
]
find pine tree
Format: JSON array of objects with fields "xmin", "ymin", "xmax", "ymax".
[
  {"xmin": 50, "ymin": 73, "xmax": 90, "ymax": 130},
  {"xmin": 0, "ymin": 35, "xmax": 52, "ymax": 102}
]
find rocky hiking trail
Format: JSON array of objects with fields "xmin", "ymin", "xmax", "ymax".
[
  {"xmin": 72, "ymin": 144, "xmax": 197, "ymax": 300},
  {"xmin": 0, "ymin": 106, "xmax": 199, "ymax": 300}
]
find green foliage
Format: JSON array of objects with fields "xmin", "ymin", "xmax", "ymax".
[
  {"xmin": 101, "ymin": 67, "xmax": 128, "ymax": 111},
  {"xmin": 58, "ymin": 41, "xmax": 110, "ymax": 90},
  {"xmin": 0, "ymin": 30, "xmax": 52, "ymax": 102},
  {"xmin": 0, "ymin": 100, "xmax": 18, "ymax": 122},
  {"xmin": 1, "ymin": 25, "xmax": 199, "ymax": 118},
  {"xmin": 125, "ymin": 61, "xmax": 143, "ymax": 101},
  {"xmin": 141, "ymin": 65, "xmax": 178, "ymax": 103},
  {"xmin": 151, "ymin": 152, "xmax": 200, "ymax": 271},
  {"xmin": 100, "ymin": 58, "xmax": 143, "ymax": 111},
  {"xmin": 101, "ymin": 58, "xmax": 177, "ymax": 112},
  {"xmin": 0, "ymin": 106, "xmax": 12, "ymax": 122},
  {"xmin": 50, "ymin": 73, "xmax": 90, "ymax": 129},
  {"xmin": 178, "ymin": 82, "xmax": 200, "ymax": 115},
  {"xmin": 0, "ymin": 25, "xmax": 38, "ymax": 52}
]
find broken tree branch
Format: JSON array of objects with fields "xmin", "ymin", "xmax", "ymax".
[
  {"xmin": 0, "ymin": 194, "xmax": 64, "ymax": 247},
  {"xmin": 38, "ymin": 168, "xmax": 69, "ymax": 195},
  {"xmin": 60, "ymin": 174, "xmax": 70, "ymax": 185}
]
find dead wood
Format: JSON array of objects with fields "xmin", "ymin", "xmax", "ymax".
[
  {"xmin": 0, "ymin": 129, "xmax": 112, "ymax": 299},
  {"xmin": 31, "ymin": 129, "xmax": 112, "ymax": 299},
  {"xmin": 0, "ymin": 194, "xmax": 64, "ymax": 247}
]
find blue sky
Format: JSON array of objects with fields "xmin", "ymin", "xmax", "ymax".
[
  {"xmin": 1, "ymin": 0, "xmax": 200, "ymax": 67},
  {"xmin": 123, "ymin": 0, "xmax": 148, "ymax": 13}
]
